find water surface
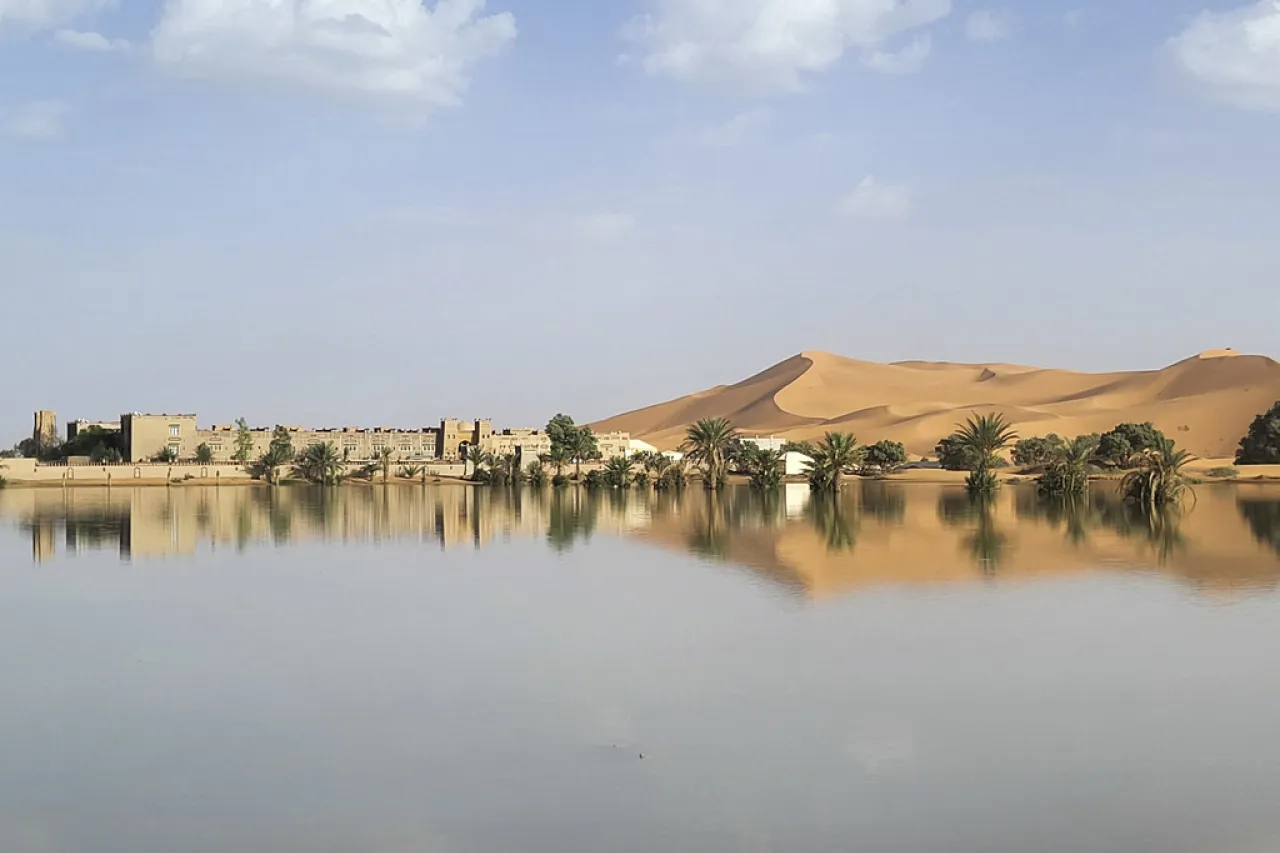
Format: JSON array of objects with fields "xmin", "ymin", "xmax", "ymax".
[{"xmin": 2, "ymin": 483, "xmax": 1280, "ymax": 853}]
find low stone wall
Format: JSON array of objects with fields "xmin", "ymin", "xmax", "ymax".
[
  {"xmin": 0, "ymin": 460, "xmax": 256, "ymax": 485},
  {"xmin": 0, "ymin": 459, "xmax": 470, "ymax": 486}
]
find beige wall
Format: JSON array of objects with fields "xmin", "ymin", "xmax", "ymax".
[
  {"xmin": 0, "ymin": 459, "xmax": 255, "ymax": 484},
  {"xmin": 195, "ymin": 426, "xmax": 441, "ymax": 464},
  {"xmin": 121, "ymin": 414, "xmax": 199, "ymax": 462}
]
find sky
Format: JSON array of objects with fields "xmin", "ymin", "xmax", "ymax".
[{"xmin": 2, "ymin": 0, "xmax": 1279, "ymax": 441}]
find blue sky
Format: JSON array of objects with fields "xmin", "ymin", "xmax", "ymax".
[{"xmin": 2, "ymin": 0, "xmax": 1278, "ymax": 441}]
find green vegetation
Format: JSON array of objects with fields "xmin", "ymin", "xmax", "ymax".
[
  {"xmin": 195, "ymin": 443, "xmax": 214, "ymax": 464},
  {"xmin": 949, "ymin": 413, "xmax": 1018, "ymax": 496},
  {"xmin": 737, "ymin": 444, "xmax": 785, "ymax": 489},
  {"xmin": 795, "ymin": 432, "xmax": 862, "ymax": 492},
  {"xmin": 292, "ymin": 442, "xmax": 345, "ymax": 485},
  {"xmin": 1036, "ymin": 435, "xmax": 1099, "ymax": 498},
  {"xmin": 526, "ymin": 461, "xmax": 548, "ymax": 488},
  {"xmin": 1012, "ymin": 434, "xmax": 1067, "ymax": 468},
  {"xmin": 547, "ymin": 414, "xmax": 600, "ymax": 480},
  {"xmin": 1235, "ymin": 401, "xmax": 1280, "ymax": 465},
  {"xmin": 464, "ymin": 444, "xmax": 490, "ymax": 482},
  {"xmin": 375, "ymin": 446, "xmax": 394, "ymax": 484},
  {"xmin": 233, "ymin": 418, "xmax": 254, "ymax": 463},
  {"xmin": 151, "ymin": 447, "xmax": 179, "ymax": 464},
  {"xmin": 861, "ymin": 440, "xmax": 908, "ymax": 475},
  {"xmin": 602, "ymin": 455, "xmax": 634, "ymax": 489},
  {"xmin": 934, "ymin": 434, "xmax": 973, "ymax": 471},
  {"xmin": 399, "ymin": 465, "xmax": 425, "ymax": 481},
  {"xmin": 1206, "ymin": 466, "xmax": 1239, "ymax": 479},
  {"xmin": 1098, "ymin": 422, "xmax": 1167, "ymax": 469},
  {"xmin": 681, "ymin": 417, "xmax": 738, "ymax": 490},
  {"xmin": 1120, "ymin": 439, "xmax": 1195, "ymax": 509}
]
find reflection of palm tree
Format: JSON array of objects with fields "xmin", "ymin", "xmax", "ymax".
[
  {"xmin": 962, "ymin": 499, "xmax": 1006, "ymax": 577},
  {"xmin": 1238, "ymin": 497, "xmax": 1280, "ymax": 557},
  {"xmin": 546, "ymin": 488, "xmax": 600, "ymax": 553},
  {"xmin": 1093, "ymin": 490, "xmax": 1187, "ymax": 565},
  {"xmin": 806, "ymin": 492, "xmax": 857, "ymax": 552},
  {"xmin": 687, "ymin": 491, "xmax": 731, "ymax": 558},
  {"xmin": 860, "ymin": 481, "xmax": 905, "ymax": 526}
]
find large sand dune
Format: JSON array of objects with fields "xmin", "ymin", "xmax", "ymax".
[{"xmin": 594, "ymin": 349, "xmax": 1280, "ymax": 458}]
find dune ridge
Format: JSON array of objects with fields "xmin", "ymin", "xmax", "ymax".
[{"xmin": 593, "ymin": 349, "xmax": 1280, "ymax": 458}]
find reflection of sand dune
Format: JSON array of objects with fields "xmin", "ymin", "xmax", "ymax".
[
  {"xmin": 593, "ymin": 349, "xmax": 1280, "ymax": 458},
  {"xmin": 631, "ymin": 484, "xmax": 1280, "ymax": 600},
  {"xmin": 3, "ymin": 484, "xmax": 1279, "ymax": 600}
]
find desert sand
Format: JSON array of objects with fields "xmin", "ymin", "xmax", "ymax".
[{"xmin": 594, "ymin": 349, "xmax": 1280, "ymax": 459}]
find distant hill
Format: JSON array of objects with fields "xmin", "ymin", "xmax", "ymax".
[{"xmin": 592, "ymin": 349, "xmax": 1280, "ymax": 458}]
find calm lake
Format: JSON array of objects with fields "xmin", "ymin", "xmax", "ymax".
[{"xmin": 3, "ymin": 483, "xmax": 1280, "ymax": 853}]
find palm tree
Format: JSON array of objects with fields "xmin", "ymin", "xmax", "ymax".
[
  {"xmin": 799, "ymin": 432, "xmax": 862, "ymax": 492},
  {"xmin": 952, "ymin": 413, "xmax": 1019, "ymax": 495},
  {"xmin": 542, "ymin": 446, "xmax": 571, "ymax": 480},
  {"xmin": 292, "ymin": 442, "xmax": 345, "ymax": 486},
  {"xmin": 739, "ymin": 445, "xmax": 785, "ymax": 489},
  {"xmin": 1037, "ymin": 434, "xmax": 1098, "ymax": 499},
  {"xmin": 569, "ymin": 428, "xmax": 600, "ymax": 481},
  {"xmin": 603, "ymin": 455, "xmax": 634, "ymax": 489},
  {"xmin": 1121, "ymin": 439, "xmax": 1195, "ymax": 510},
  {"xmin": 681, "ymin": 418, "xmax": 738, "ymax": 490},
  {"xmin": 526, "ymin": 460, "xmax": 548, "ymax": 488},
  {"xmin": 375, "ymin": 447, "xmax": 394, "ymax": 485},
  {"xmin": 463, "ymin": 444, "xmax": 490, "ymax": 482}
]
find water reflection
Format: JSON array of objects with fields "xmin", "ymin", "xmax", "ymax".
[{"xmin": 3, "ymin": 482, "xmax": 1280, "ymax": 598}]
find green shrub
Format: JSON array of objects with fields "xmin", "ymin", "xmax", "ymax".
[
  {"xmin": 551, "ymin": 473, "xmax": 570, "ymax": 488},
  {"xmin": 1098, "ymin": 423, "xmax": 1167, "ymax": 469},
  {"xmin": 1013, "ymin": 435, "xmax": 1067, "ymax": 468},
  {"xmin": 934, "ymin": 435, "xmax": 972, "ymax": 471},
  {"xmin": 1206, "ymin": 466, "xmax": 1239, "ymax": 478},
  {"xmin": 1236, "ymin": 401, "xmax": 1280, "ymax": 465}
]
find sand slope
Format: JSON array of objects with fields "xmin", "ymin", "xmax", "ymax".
[{"xmin": 594, "ymin": 350, "xmax": 1280, "ymax": 458}]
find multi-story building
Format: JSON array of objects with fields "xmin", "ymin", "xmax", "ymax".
[
  {"xmin": 67, "ymin": 419, "xmax": 122, "ymax": 442},
  {"xmin": 33, "ymin": 410, "xmax": 627, "ymax": 467}
]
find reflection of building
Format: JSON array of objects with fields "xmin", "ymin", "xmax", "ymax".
[{"xmin": 3, "ymin": 484, "xmax": 1279, "ymax": 600}]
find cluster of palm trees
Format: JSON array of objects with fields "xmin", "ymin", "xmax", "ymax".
[{"xmin": 946, "ymin": 412, "xmax": 1194, "ymax": 509}]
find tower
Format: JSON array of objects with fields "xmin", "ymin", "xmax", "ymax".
[{"xmin": 33, "ymin": 411, "xmax": 57, "ymax": 450}]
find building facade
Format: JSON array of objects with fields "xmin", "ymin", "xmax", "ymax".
[{"xmin": 32, "ymin": 410, "xmax": 628, "ymax": 467}]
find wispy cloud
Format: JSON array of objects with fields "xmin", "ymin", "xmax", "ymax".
[
  {"xmin": 624, "ymin": 0, "xmax": 951, "ymax": 92},
  {"xmin": 1168, "ymin": 0, "xmax": 1280, "ymax": 112},
  {"xmin": 836, "ymin": 176, "xmax": 912, "ymax": 221},
  {"xmin": 862, "ymin": 35, "xmax": 932, "ymax": 74},
  {"xmin": 965, "ymin": 9, "xmax": 1011, "ymax": 43},
  {"xmin": 54, "ymin": 28, "xmax": 130, "ymax": 51},
  {"xmin": 150, "ymin": 0, "xmax": 517, "ymax": 112},
  {"xmin": 3, "ymin": 100, "xmax": 68, "ymax": 141},
  {"xmin": 696, "ymin": 109, "xmax": 769, "ymax": 147},
  {"xmin": 0, "ymin": 0, "xmax": 106, "ymax": 31}
]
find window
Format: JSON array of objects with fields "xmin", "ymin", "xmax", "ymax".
[
  {"xmin": 169, "ymin": 425, "xmax": 181, "ymax": 437},
  {"xmin": 168, "ymin": 444, "xmax": 181, "ymax": 456}
]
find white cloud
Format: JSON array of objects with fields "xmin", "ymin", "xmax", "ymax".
[
  {"xmin": 3, "ymin": 100, "xmax": 67, "ymax": 141},
  {"xmin": 54, "ymin": 28, "xmax": 128, "ymax": 51},
  {"xmin": 862, "ymin": 34, "xmax": 932, "ymax": 74},
  {"xmin": 1168, "ymin": 1, "xmax": 1280, "ymax": 112},
  {"xmin": 573, "ymin": 212, "xmax": 636, "ymax": 243},
  {"xmin": 150, "ymin": 0, "xmax": 517, "ymax": 109},
  {"xmin": 0, "ymin": 0, "xmax": 104, "ymax": 31},
  {"xmin": 837, "ymin": 176, "xmax": 912, "ymax": 221},
  {"xmin": 624, "ymin": 0, "xmax": 951, "ymax": 92},
  {"xmin": 965, "ymin": 9, "xmax": 1011, "ymax": 43},
  {"xmin": 696, "ymin": 108, "xmax": 769, "ymax": 147}
]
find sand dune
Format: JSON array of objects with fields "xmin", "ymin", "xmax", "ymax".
[{"xmin": 594, "ymin": 349, "xmax": 1280, "ymax": 458}]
